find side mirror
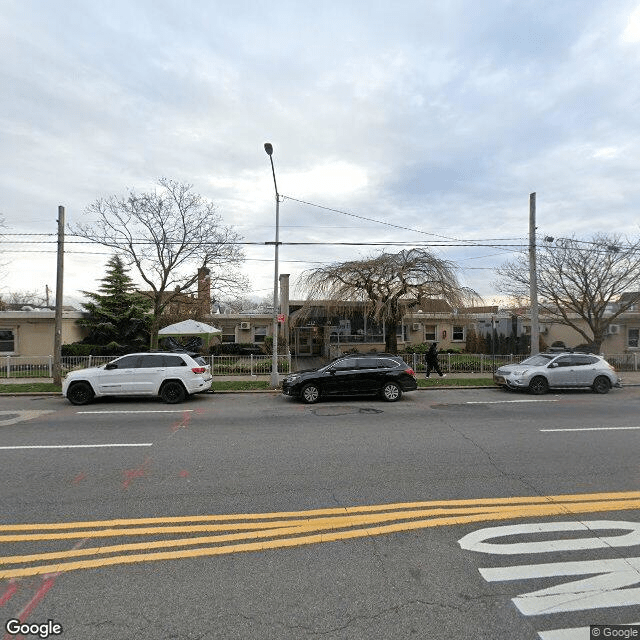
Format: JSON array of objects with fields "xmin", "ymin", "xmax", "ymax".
[
  {"xmin": 105, "ymin": 363, "xmax": 118, "ymax": 370},
  {"xmin": 548, "ymin": 362, "xmax": 558, "ymax": 369}
]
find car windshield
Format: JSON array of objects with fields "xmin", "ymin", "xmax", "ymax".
[{"xmin": 519, "ymin": 354, "xmax": 555, "ymax": 366}]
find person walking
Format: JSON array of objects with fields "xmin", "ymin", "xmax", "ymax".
[{"xmin": 425, "ymin": 342, "xmax": 445, "ymax": 378}]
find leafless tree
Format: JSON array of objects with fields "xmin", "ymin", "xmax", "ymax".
[
  {"xmin": 297, "ymin": 248, "xmax": 480, "ymax": 353},
  {"xmin": 72, "ymin": 178, "xmax": 246, "ymax": 348},
  {"xmin": 494, "ymin": 233, "xmax": 640, "ymax": 351}
]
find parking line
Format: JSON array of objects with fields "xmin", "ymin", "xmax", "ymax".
[
  {"xmin": 466, "ymin": 400, "xmax": 559, "ymax": 405},
  {"xmin": 77, "ymin": 410, "xmax": 193, "ymax": 414},
  {"xmin": 0, "ymin": 444, "xmax": 153, "ymax": 450},
  {"xmin": 541, "ymin": 426, "xmax": 640, "ymax": 432}
]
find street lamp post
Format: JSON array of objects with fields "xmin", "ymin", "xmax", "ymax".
[{"xmin": 264, "ymin": 143, "xmax": 280, "ymax": 387}]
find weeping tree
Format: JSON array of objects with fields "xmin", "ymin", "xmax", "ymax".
[
  {"xmin": 72, "ymin": 178, "xmax": 246, "ymax": 348},
  {"xmin": 495, "ymin": 233, "xmax": 640, "ymax": 351},
  {"xmin": 297, "ymin": 248, "xmax": 480, "ymax": 353}
]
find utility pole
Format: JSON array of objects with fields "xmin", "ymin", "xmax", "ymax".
[
  {"xmin": 53, "ymin": 206, "xmax": 64, "ymax": 386},
  {"xmin": 529, "ymin": 192, "xmax": 539, "ymax": 355}
]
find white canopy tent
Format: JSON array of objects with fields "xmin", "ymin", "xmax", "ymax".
[{"xmin": 158, "ymin": 319, "xmax": 222, "ymax": 350}]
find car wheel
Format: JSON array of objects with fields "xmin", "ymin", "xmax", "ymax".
[
  {"xmin": 592, "ymin": 376, "xmax": 611, "ymax": 394},
  {"xmin": 160, "ymin": 381, "xmax": 187, "ymax": 404},
  {"xmin": 381, "ymin": 381, "xmax": 402, "ymax": 402},
  {"xmin": 528, "ymin": 376, "xmax": 548, "ymax": 395},
  {"xmin": 67, "ymin": 382, "xmax": 94, "ymax": 406},
  {"xmin": 300, "ymin": 384, "xmax": 320, "ymax": 404}
]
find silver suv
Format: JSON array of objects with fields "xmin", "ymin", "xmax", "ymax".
[
  {"xmin": 494, "ymin": 352, "xmax": 621, "ymax": 395},
  {"xmin": 62, "ymin": 352, "xmax": 213, "ymax": 405}
]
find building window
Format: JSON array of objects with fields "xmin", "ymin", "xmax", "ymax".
[
  {"xmin": 0, "ymin": 329, "xmax": 15, "ymax": 353},
  {"xmin": 629, "ymin": 328, "xmax": 639, "ymax": 348},
  {"xmin": 396, "ymin": 324, "xmax": 409, "ymax": 342},
  {"xmin": 254, "ymin": 326, "xmax": 267, "ymax": 343},
  {"xmin": 452, "ymin": 325, "xmax": 465, "ymax": 341},
  {"xmin": 221, "ymin": 333, "xmax": 236, "ymax": 344},
  {"xmin": 424, "ymin": 325, "xmax": 436, "ymax": 341}
]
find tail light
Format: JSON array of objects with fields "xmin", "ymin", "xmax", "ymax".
[
  {"xmin": 191, "ymin": 367, "xmax": 206, "ymax": 374},
  {"xmin": 405, "ymin": 368, "xmax": 415, "ymax": 376}
]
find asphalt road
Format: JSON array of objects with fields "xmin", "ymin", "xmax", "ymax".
[{"xmin": 1, "ymin": 387, "xmax": 640, "ymax": 640}]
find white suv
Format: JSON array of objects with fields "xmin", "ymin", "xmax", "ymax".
[{"xmin": 62, "ymin": 352, "xmax": 213, "ymax": 405}]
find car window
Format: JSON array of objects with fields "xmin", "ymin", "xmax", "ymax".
[
  {"xmin": 332, "ymin": 358, "xmax": 358, "ymax": 371},
  {"xmin": 138, "ymin": 354, "xmax": 166, "ymax": 368},
  {"xmin": 554, "ymin": 356, "xmax": 574, "ymax": 367},
  {"xmin": 377, "ymin": 358, "xmax": 400, "ymax": 369},
  {"xmin": 357, "ymin": 357, "xmax": 379, "ymax": 369},
  {"xmin": 163, "ymin": 355, "xmax": 187, "ymax": 367},
  {"xmin": 520, "ymin": 355, "xmax": 554, "ymax": 366},
  {"xmin": 573, "ymin": 355, "xmax": 598, "ymax": 366},
  {"xmin": 111, "ymin": 355, "xmax": 140, "ymax": 369}
]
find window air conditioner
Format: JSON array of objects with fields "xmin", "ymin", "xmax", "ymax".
[
  {"xmin": 412, "ymin": 323, "xmax": 421, "ymax": 331},
  {"xmin": 240, "ymin": 322, "xmax": 251, "ymax": 330},
  {"xmin": 607, "ymin": 324, "xmax": 621, "ymax": 335}
]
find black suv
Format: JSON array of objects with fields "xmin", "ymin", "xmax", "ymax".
[{"xmin": 281, "ymin": 353, "xmax": 418, "ymax": 404}]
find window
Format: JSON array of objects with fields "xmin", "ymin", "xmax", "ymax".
[
  {"xmin": 111, "ymin": 355, "xmax": 141, "ymax": 368},
  {"xmin": 356, "ymin": 357, "xmax": 379, "ymax": 369},
  {"xmin": 424, "ymin": 325, "xmax": 436, "ymax": 341},
  {"xmin": 629, "ymin": 328, "xmax": 639, "ymax": 348},
  {"xmin": 163, "ymin": 355, "xmax": 187, "ymax": 367},
  {"xmin": 396, "ymin": 325, "xmax": 409, "ymax": 342},
  {"xmin": 221, "ymin": 333, "xmax": 236, "ymax": 344},
  {"xmin": 254, "ymin": 326, "xmax": 267, "ymax": 343},
  {"xmin": 332, "ymin": 358, "xmax": 358, "ymax": 371},
  {"xmin": 0, "ymin": 329, "xmax": 15, "ymax": 353},
  {"xmin": 138, "ymin": 354, "xmax": 166, "ymax": 368},
  {"xmin": 452, "ymin": 326, "xmax": 465, "ymax": 341}
]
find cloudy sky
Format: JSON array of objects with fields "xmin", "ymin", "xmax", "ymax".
[{"xmin": 2, "ymin": 0, "xmax": 640, "ymax": 308}]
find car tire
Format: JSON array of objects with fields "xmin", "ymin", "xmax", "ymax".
[
  {"xmin": 160, "ymin": 381, "xmax": 187, "ymax": 404},
  {"xmin": 381, "ymin": 381, "xmax": 402, "ymax": 402},
  {"xmin": 66, "ymin": 382, "xmax": 94, "ymax": 406},
  {"xmin": 300, "ymin": 384, "xmax": 320, "ymax": 404},
  {"xmin": 528, "ymin": 376, "xmax": 548, "ymax": 395},
  {"xmin": 592, "ymin": 376, "xmax": 611, "ymax": 394}
]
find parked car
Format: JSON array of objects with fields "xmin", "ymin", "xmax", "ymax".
[
  {"xmin": 493, "ymin": 352, "xmax": 621, "ymax": 395},
  {"xmin": 62, "ymin": 352, "xmax": 213, "ymax": 405},
  {"xmin": 281, "ymin": 353, "xmax": 418, "ymax": 403}
]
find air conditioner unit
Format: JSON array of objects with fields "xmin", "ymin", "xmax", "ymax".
[
  {"xmin": 240, "ymin": 322, "xmax": 251, "ymax": 330},
  {"xmin": 412, "ymin": 323, "xmax": 421, "ymax": 331},
  {"xmin": 607, "ymin": 324, "xmax": 621, "ymax": 335},
  {"xmin": 540, "ymin": 324, "xmax": 548, "ymax": 333}
]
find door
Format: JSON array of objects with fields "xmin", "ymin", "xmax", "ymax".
[
  {"xmin": 95, "ymin": 355, "xmax": 140, "ymax": 395},
  {"xmin": 546, "ymin": 355, "xmax": 577, "ymax": 387},
  {"xmin": 322, "ymin": 357, "xmax": 360, "ymax": 396},
  {"xmin": 571, "ymin": 355, "xmax": 600, "ymax": 386},
  {"xmin": 131, "ymin": 354, "xmax": 169, "ymax": 394}
]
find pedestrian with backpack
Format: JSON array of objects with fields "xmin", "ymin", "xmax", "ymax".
[{"xmin": 425, "ymin": 342, "xmax": 445, "ymax": 378}]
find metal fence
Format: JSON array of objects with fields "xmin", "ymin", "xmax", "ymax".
[
  {"xmin": 1, "ymin": 352, "xmax": 638, "ymax": 378},
  {"xmin": 0, "ymin": 354, "xmax": 292, "ymax": 378}
]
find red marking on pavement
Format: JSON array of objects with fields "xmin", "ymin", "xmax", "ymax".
[
  {"xmin": 72, "ymin": 472, "xmax": 86, "ymax": 484},
  {"xmin": 122, "ymin": 457, "xmax": 152, "ymax": 489},
  {"xmin": 179, "ymin": 470, "xmax": 189, "ymax": 478},
  {"xmin": 171, "ymin": 411, "xmax": 191, "ymax": 433},
  {"xmin": 3, "ymin": 576, "xmax": 57, "ymax": 640},
  {"xmin": 0, "ymin": 580, "xmax": 18, "ymax": 606}
]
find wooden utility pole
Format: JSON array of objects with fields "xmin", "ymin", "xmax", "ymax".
[
  {"xmin": 529, "ymin": 193, "xmax": 539, "ymax": 355},
  {"xmin": 53, "ymin": 206, "xmax": 64, "ymax": 386}
]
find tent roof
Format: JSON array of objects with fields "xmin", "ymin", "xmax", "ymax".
[{"xmin": 158, "ymin": 319, "xmax": 222, "ymax": 335}]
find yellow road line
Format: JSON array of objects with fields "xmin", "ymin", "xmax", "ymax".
[
  {"xmin": 1, "ymin": 492, "xmax": 639, "ymax": 579},
  {"xmin": 1, "ymin": 490, "xmax": 639, "ymax": 532}
]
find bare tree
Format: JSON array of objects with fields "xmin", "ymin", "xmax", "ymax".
[
  {"xmin": 72, "ymin": 178, "xmax": 246, "ymax": 348},
  {"xmin": 494, "ymin": 233, "xmax": 640, "ymax": 351},
  {"xmin": 297, "ymin": 248, "xmax": 480, "ymax": 353}
]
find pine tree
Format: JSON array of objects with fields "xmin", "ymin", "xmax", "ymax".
[{"xmin": 79, "ymin": 255, "xmax": 152, "ymax": 347}]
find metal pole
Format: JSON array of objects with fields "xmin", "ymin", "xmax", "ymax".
[
  {"xmin": 264, "ymin": 144, "xmax": 280, "ymax": 388},
  {"xmin": 529, "ymin": 192, "xmax": 539, "ymax": 355},
  {"xmin": 53, "ymin": 206, "xmax": 65, "ymax": 385}
]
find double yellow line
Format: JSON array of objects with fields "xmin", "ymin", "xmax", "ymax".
[{"xmin": 2, "ymin": 490, "xmax": 640, "ymax": 579}]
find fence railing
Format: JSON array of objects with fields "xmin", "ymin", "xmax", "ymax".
[
  {"xmin": 0, "ymin": 354, "xmax": 293, "ymax": 378},
  {"xmin": 1, "ymin": 352, "xmax": 638, "ymax": 378}
]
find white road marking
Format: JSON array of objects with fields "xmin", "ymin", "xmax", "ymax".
[
  {"xmin": 0, "ymin": 410, "xmax": 54, "ymax": 427},
  {"xmin": 465, "ymin": 399, "xmax": 559, "ymax": 404},
  {"xmin": 77, "ymin": 410, "xmax": 193, "ymax": 414},
  {"xmin": 0, "ymin": 443, "xmax": 153, "ymax": 450},
  {"xmin": 541, "ymin": 426, "xmax": 640, "ymax": 432}
]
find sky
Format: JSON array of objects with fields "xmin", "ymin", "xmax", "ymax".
[{"xmin": 1, "ymin": 0, "xmax": 640, "ymax": 309}]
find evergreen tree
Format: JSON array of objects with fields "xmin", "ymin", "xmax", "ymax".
[{"xmin": 79, "ymin": 255, "xmax": 152, "ymax": 347}]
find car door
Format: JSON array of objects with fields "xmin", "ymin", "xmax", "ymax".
[
  {"xmin": 546, "ymin": 355, "xmax": 577, "ymax": 387},
  {"xmin": 354, "ymin": 357, "xmax": 382, "ymax": 393},
  {"xmin": 323, "ymin": 358, "xmax": 360, "ymax": 396},
  {"xmin": 572, "ymin": 355, "xmax": 600, "ymax": 386},
  {"xmin": 131, "ymin": 354, "xmax": 168, "ymax": 394},
  {"xmin": 95, "ymin": 355, "xmax": 140, "ymax": 395}
]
